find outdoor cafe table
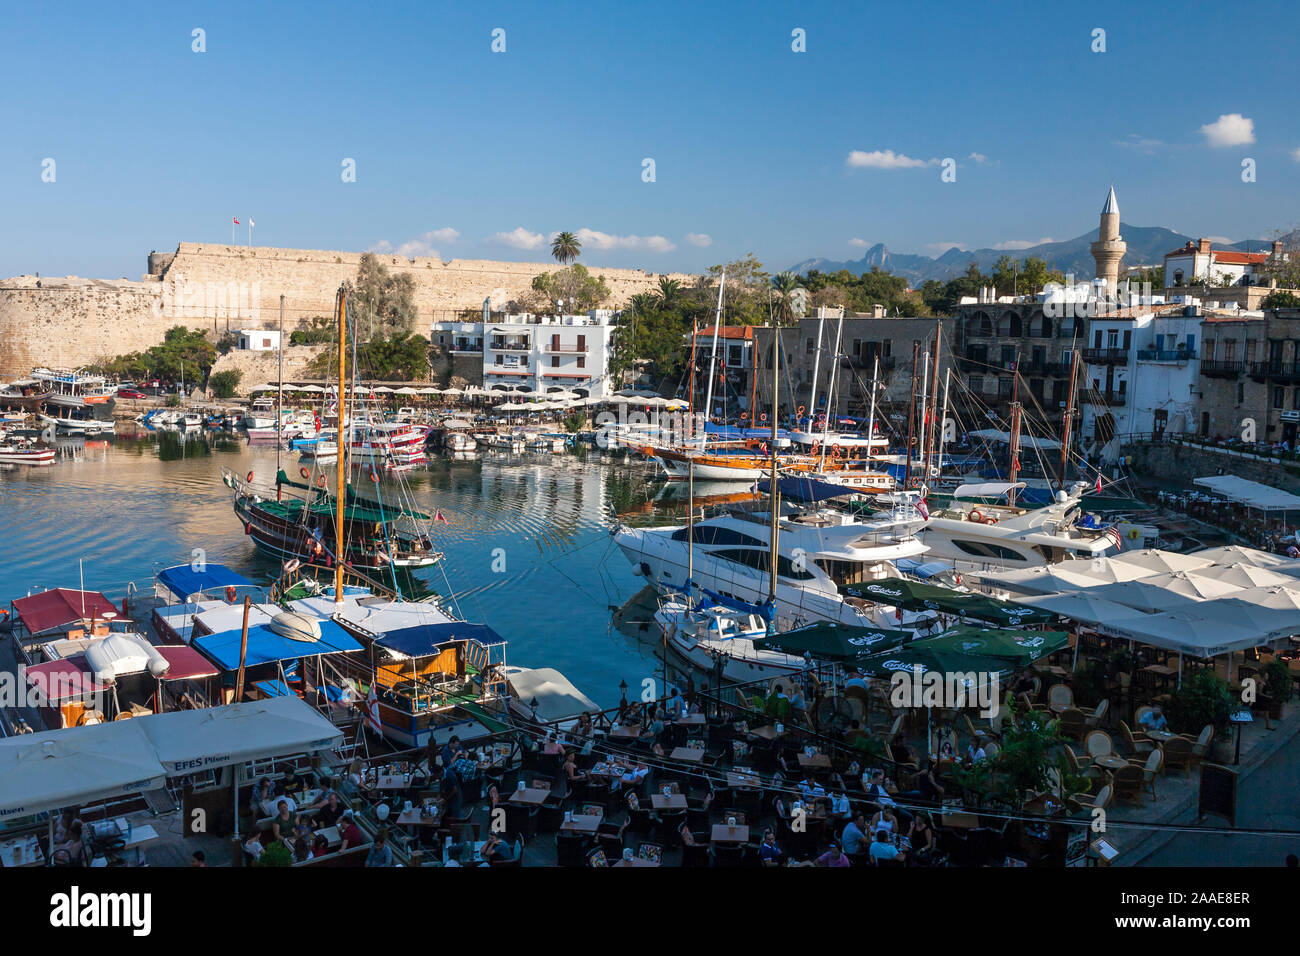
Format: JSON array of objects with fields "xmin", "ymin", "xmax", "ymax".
[
  {"xmin": 1093, "ymin": 754, "xmax": 1129, "ymax": 771},
  {"xmin": 1, "ymin": 835, "xmax": 43, "ymax": 868},
  {"xmin": 1144, "ymin": 729, "xmax": 1179, "ymax": 745},
  {"xmin": 712, "ymin": 824, "xmax": 750, "ymax": 844},
  {"xmin": 397, "ymin": 808, "xmax": 443, "ymax": 827},
  {"xmin": 377, "ymin": 773, "xmax": 412, "ymax": 790},
  {"xmin": 676, "ymin": 713, "xmax": 706, "ymax": 727},
  {"xmin": 609, "ymin": 724, "xmax": 641, "ymax": 739},
  {"xmin": 613, "ymin": 857, "xmax": 660, "ymax": 867},
  {"xmin": 727, "ymin": 771, "xmax": 761, "ymax": 789},
  {"xmin": 670, "ymin": 747, "xmax": 705, "ymax": 764},
  {"xmin": 317, "ymin": 825, "xmax": 342, "ymax": 849},
  {"xmin": 508, "ymin": 787, "xmax": 551, "ymax": 807},
  {"xmin": 651, "ymin": 793, "xmax": 688, "ymax": 810},
  {"xmin": 747, "ymin": 725, "xmax": 784, "ymax": 741},
  {"xmin": 560, "ymin": 814, "xmax": 603, "ymax": 836},
  {"xmin": 797, "ymin": 752, "xmax": 832, "ymax": 770}
]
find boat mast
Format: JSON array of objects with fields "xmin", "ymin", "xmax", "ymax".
[
  {"xmin": 923, "ymin": 321, "xmax": 942, "ymax": 487},
  {"xmin": 1058, "ymin": 348, "xmax": 1082, "ymax": 491},
  {"xmin": 686, "ymin": 458, "xmax": 694, "ymax": 603},
  {"xmin": 817, "ymin": 312, "xmax": 845, "ymax": 472},
  {"xmin": 918, "ymin": 350, "xmax": 929, "ymax": 483},
  {"xmin": 937, "ymin": 366, "xmax": 951, "ymax": 478},
  {"xmin": 904, "ymin": 342, "xmax": 919, "ymax": 488},
  {"xmin": 767, "ymin": 320, "xmax": 781, "ymax": 611},
  {"xmin": 334, "ymin": 286, "xmax": 348, "ymax": 606},
  {"xmin": 687, "ymin": 326, "xmax": 698, "ymax": 441},
  {"xmin": 865, "ymin": 355, "xmax": 879, "ymax": 462},
  {"xmin": 806, "ymin": 310, "xmax": 826, "ymax": 435},
  {"xmin": 700, "ymin": 270, "xmax": 726, "ymax": 447},
  {"xmin": 276, "ymin": 294, "xmax": 284, "ymax": 487},
  {"xmin": 1008, "ymin": 359, "xmax": 1023, "ymax": 509}
]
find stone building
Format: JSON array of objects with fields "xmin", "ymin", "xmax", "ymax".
[{"xmin": 1197, "ymin": 308, "xmax": 1300, "ymax": 445}]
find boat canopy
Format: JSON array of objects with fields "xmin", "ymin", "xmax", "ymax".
[
  {"xmin": 25, "ymin": 644, "xmax": 217, "ymax": 701},
  {"xmin": 11, "ymin": 588, "xmax": 119, "ymax": 636},
  {"xmin": 703, "ymin": 421, "xmax": 794, "ymax": 441},
  {"xmin": 752, "ymin": 622, "xmax": 912, "ymax": 661},
  {"xmin": 192, "ymin": 619, "xmax": 363, "ymax": 670},
  {"xmin": 157, "ymin": 563, "xmax": 254, "ymax": 602},
  {"xmin": 756, "ymin": 476, "xmax": 854, "ymax": 503},
  {"xmin": 373, "ymin": 622, "xmax": 507, "ymax": 657},
  {"xmin": 951, "ymin": 481, "xmax": 1026, "ymax": 500},
  {"xmin": 503, "ymin": 666, "xmax": 600, "ymax": 723}
]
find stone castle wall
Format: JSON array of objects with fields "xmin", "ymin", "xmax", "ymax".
[{"xmin": 0, "ymin": 243, "xmax": 694, "ymax": 377}]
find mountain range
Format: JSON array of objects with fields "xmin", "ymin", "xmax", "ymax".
[{"xmin": 789, "ymin": 224, "xmax": 1285, "ymax": 285}]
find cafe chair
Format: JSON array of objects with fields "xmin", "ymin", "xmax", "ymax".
[
  {"xmin": 1058, "ymin": 708, "xmax": 1088, "ymax": 741},
  {"xmin": 1162, "ymin": 736, "xmax": 1193, "ymax": 777},
  {"xmin": 597, "ymin": 819, "xmax": 629, "ymax": 859},
  {"xmin": 1134, "ymin": 705, "xmax": 1154, "ymax": 727},
  {"xmin": 488, "ymin": 838, "xmax": 524, "ymax": 868},
  {"xmin": 1067, "ymin": 784, "xmax": 1111, "ymax": 816},
  {"xmin": 711, "ymin": 843, "xmax": 746, "ymax": 868},
  {"xmin": 581, "ymin": 803, "xmax": 605, "ymax": 819},
  {"xmin": 504, "ymin": 803, "xmax": 538, "ymax": 841},
  {"xmin": 1110, "ymin": 763, "xmax": 1144, "ymax": 804},
  {"xmin": 625, "ymin": 793, "xmax": 654, "ymax": 834},
  {"xmin": 555, "ymin": 832, "xmax": 589, "ymax": 867},
  {"xmin": 1118, "ymin": 721, "xmax": 1154, "ymax": 758},
  {"xmin": 1047, "ymin": 684, "xmax": 1074, "ymax": 713},
  {"xmin": 586, "ymin": 847, "xmax": 609, "ymax": 868},
  {"xmin": 1083, "ymin": 730, "xmax": 1114, "ymax": 762},
  {"xmin": 1084, "ymin": 699, "xmax": 1109, "ymax": 729},
  {"xmin": 681, "ymin": 838, "xmax": 710, "ymax": 867},
  {"xmin": 637, "ymin": 842, "xmax": 663, "ymax": 862},
  {"xmin": 1185, "ymin": 725, "xmax": 1214, "ymax": 770},
  {"xmin": 1141, "ymin": 749, "xmax": 1163, "ymax": 801}
]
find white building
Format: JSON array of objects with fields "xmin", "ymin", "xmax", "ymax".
[
  {"xmin": 236, "ymin": 329, "xmax": 281, "ymax": 351},
  {"xmin": 1081, "ymin": 309, "xmax": 1201, "ymax": 461},
  {"xmin": 430, "ymin": 311, "xmax": 617, "ymax": 397},
  {"xmin": 1164, "ymin": 239, "xmax": 1282, "ymax": 289}
]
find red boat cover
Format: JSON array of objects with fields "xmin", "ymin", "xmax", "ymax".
[
  {"xmin": 24, "ymin": 658, "xmax": 108, "ymax": 702},
  {"xmin": 12, "ymin": 589, "xmax": 120, "ymax": 635},
  {"xmin": 155, "ymin": 644, "xmax": 220, "ymax": 680}
]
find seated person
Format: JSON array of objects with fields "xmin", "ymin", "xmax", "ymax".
[
  {"xmin": 338, "ymin": 811, "xmax": 366, "ymax": 851},
  {"xmin": 798, "ymin": 776, "xmax": 827, "ymax": 802},
  {"xmin": 862, "ymin": 769, "xmax": 896, "ymax": 807},
  {"xmin": 898, "ymin": 759, "xmax": 945, "ymax": 805},
  {"xmin": 543, "ymin": 732, "xmax": 566, "ymax": 756},
  {"xmin": 250, "ymin": 777, "xmax": 276, "ymax": 816},
  {"xmin": 54, "ymin": 820, "xmax": 88, "ymax": 867},
  {"xmin": 870, "ymin": 807, "xmax": 900, "ymax": 838},
  {"xmin": 758, "ymin": 828, "xmax": 784, "ymax": 867},
  {"xmin": 614, "ymin": 760, "xmax": 650, "ymax": 792},
  {"xmin": 765, "ymin": 685, "xmax": 792, "ymax": 721},
  {"xmin": 311, "ymin": 791, "xmax": 346, "ymax": 828},
  {"xmin": 829, "ymin": 790, "xmax": 852, "ymax": 825},
  {"xmin": 1137, "ymin": 705, "xmax": 1168, "ymax": 732},
  {"xmin": 868, "ymin": 829, "xmax": 906, "ymax": 864},
  {"xmin": 270, "ymin": 800, "xmax": 299, "ymax": 843},
  {"xmin": 311, "ymin": 833, "xmax": 331, "ymax": 857},
  {"xmin": 908, "ymin": 813, "xmax": 936, "ymax": 863},
  {"xmin": 966, "ymin": 734, "xmax": 988, "ymax": 764},
  {"xmin": 815, "ymin": 840, "xmax": 851, "ymax": 867},
  {"xmin": 841, "ymin": 812, "xmax": 869, "ymax": 857},
  {"xmin": 480, "ymin": 833, "xmax": 515, "ymax": 864},
  {"xmin": 365, "ymin": 831, "xmax": 393, "ymax": 867},
  {"xmin": 664, "ymin": 688, "xmax": 685, "ymax": 719},
  {"xmin": 439, "ymin": 735, "xmax": 465, "ymax": 770}
]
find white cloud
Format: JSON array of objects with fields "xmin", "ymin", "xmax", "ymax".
[
  {"xmin": 685, "ymin": 232, "xmax": 713, "ymax": 247},
  {"xmin": 846, "ymin": 149, "xmax": 936, "ymax": 169},
  {"xmin": 967, "ymin": 152, "xmax": 991, "ymax": 165},
  {"xmin": 925, "ymin": 241, "xmax": 967, "ymax": 254},
  {"xmin": 1116, "ymin": 133, "xmax": 1165, "ymax": 154},
  {"xmin": 573, "ymin": 228, "xmax": 676, "ymax": 253},
  {"xmin": 1291, "ymin": 147, "xmax": 1300, "ymax": 162},
  {"xmin": 849, "ymin": 237, "xmax": 870, "ymax": 247},
  {"xmin": 1200, "ymin": 113, "xmax": 1255, "ymax": 147},
  {"xmin": 993, "ymin": 237, "xmax": 1054, "ymax": 251},
  {"xmin": 489, "ymin": 227, "xmax": 546, "ymax": 250},
  {"xmin": 372, "ymin": 227, "xmax": 461, "ymax": 258}
]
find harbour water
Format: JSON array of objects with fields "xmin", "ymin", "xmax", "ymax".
[{"xmin": 0, "ymin": 432, "xmax": 671, "ymax": 708}]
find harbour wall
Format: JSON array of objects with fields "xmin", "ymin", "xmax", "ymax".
[
  {"xmin": 0, "ymin": 243, "xmax": 693, "ymax": 377},
  {"xmin": 1122, "ymin": 439, "xmax": 1300, "ymax": 494}
]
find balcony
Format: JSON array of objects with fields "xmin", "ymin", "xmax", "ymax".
[
  {"xmin": 489, "ymin": 339, "xmax": 531, "ymax": 352},
  {"xmin": 543, "ymin": 343, "xmax": 588, "ymax": 354},
  {"xmin": 1020, "ymin": 360, "xmax": 1071, "ymax": 376},
  {"xmin": 1250, "ymin": 362, "xmax": 1300, "ymax": 384},
  {"xmin": 1083, "ymin": 348, "xmax": 1128, "ymax": 365},
  {"xmin": 449, "ymin": 340, "xmax": 483, "ymax": 354},
  {"xmin": 1084, "ymin": 390, "xmax": 1127, "ymax": 406},
  {"xmin": 840, "ymin": 355, "xmax": 897, "ymax": 370},
  {"xmin": 1201, "ymin": 360, "xmax": 1244, "ymax": 378},
  {"xmin": 1137, "ymin": 348, "xmax": 1195, "ymax": 363}
]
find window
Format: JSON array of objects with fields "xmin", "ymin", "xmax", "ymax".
[
  {"xmin": 1204, "ymin": 340, "xmax": 1216, "ymax": 361},
  {"xmin": 1246, "ymin": 340, "xmax": 1256, "ymax": 362},
  {"xmin": 1106, "ymin": 330, "xmax": 1118, "ymax": 349},
  {"xmin": 969, "ymin": 375, "xmax": 984, "ymax": 394},
  {"xmin": 552, "ymin": 356, "xmax": 560, "ymax": 368},
  {"xmin": 1073, "ymin": 317, "xmax": 1085, "ymax": 339},
  {"xmin": 670, "ymin": 526, "xmax": 765, "ymax": 546},
  {"xmin": 494, "ymin": 355, "xmax": 503, "ymax": 366},
  {"xmin": 806, "ymin": 337, "xmax": 815, "ymax": 354},
  {"xmin": 714, "ymin": 548, "xmax": 815, "ymax": 580},
  {"xmin": 1122, "ymin": 330, "xmax": 1131, "ymax": 350},
  {"xmin": 1224, "ymin": 340, "xmax": 1236, "ymax": 361},
  {"xmin": 1094, "ymin": 330, "xmax": 1104, "ymax": 349},
  {"xmin": 577, "ymin": 356, "xmax": 585, "ymax": 369},
  {"xmin": 998, "ymin": 377, "xmax": 1012, "ymax": 397},
  {"xmin": 952, "ymin": 540, "xmax": 1027, "ymax": 562},
  {"xmin": 262, "ymin": 337, "xmax": 272, "ymax": 349},
  {"xmin": 883, "ymin": 339, "xmax": 892, "ymax": 358},
  {"xmin": 1173, "ymin": 269, "xmax": 1185, "ymax": 286},
  {"xmin": 1001, "ymin": 345, "xmax": 1015, "ymax": 365},
  {"xmin": 852, "ymin": 339, "xmax": 861, "ymax": 357},
  {"xmin": 577, "ymin": 334, "xmax": 586, "ymax": 351},
  {"xmin": 1274, "ymin": 386, "xmax": 1285, "ymax": 409}
]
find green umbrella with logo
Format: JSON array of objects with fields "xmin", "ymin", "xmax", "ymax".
[
  {"xmin": 844, "ymin": 577, "xmax": 1055, "ymax": 627},
  {"xmin": 920, "ymin": 626, "xmax": 1070, "ymax": 667},
  {"xmin": 751, "ymin": 622, "xmax": 912, "ymax": 662}
]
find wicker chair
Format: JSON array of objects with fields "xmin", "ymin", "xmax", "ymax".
[
  {"xmin": 1084, "ymin": 698, "xmax": 1109, "ymax": 729},
  {"xmin": 1068, "ymin": 784, "xmax": 1111, "ymax": 815},
  {"xmin": 1162, "ymin": 737, "xmax": 1193, "ymax": 777},
  {"xmin": 1118, "ymin": 721, "xmax": 1154, "ymax": 757},
  {"xmin": 1186, "ymin": 725, "xmax": 1214, "ymax": 770},
  {"xmin": 1058, "ymin": 708, "xmax": 1088, "ymax": 741},
  {"xmin": 1111, "ymin": 763, "xmax": 1144, "ymax": 804},
  {"xmin": 1141, "ymin": 748, "xmax": 1163, "ymax": 801},
  {"xmin": 1083, "ymin": 730, "xmax": 1115, "ymax": 761},
  {"xmin": 1047, "ymin": 684, "xmax": 1074, "ymax": 713}
]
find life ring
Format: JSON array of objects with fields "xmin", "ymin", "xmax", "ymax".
[
  {"xmin": 299, "ymin": 466, "xmax": 310, "ymax": 480},
  {"xmin": 969, "ymin": 509, "xmax": 984, "ymax": 523},
  {"xmin": 984, "ymin": 516, "xmax": 999, "ymax": 525},
  {"xmin": 1127, "ymin": 529, "xmax": 1140, "ymax": 540},
  {"xmin": 246, "ymin": 471, "xmax": 254, "ymax": 483},
  {"xmin": 225, "ymin": 585, "xmax": 237, "ymax": 603},
  {"xmin": 316, "ymin": 475, "xmax": 327, "ymax": 488},
  {"xmin": 811, "ymin": 441, "xmax": 819, "ymax": 453},
  {"xmin": 831, "ymin": 444, "xmax": 842, "ymax": 459},
  {"xmin": 370, "ymin": 471, "xmax": 380, "ymax": 483},
  {"xmin": 797, "ymin": 405, "xmax": 806, "ymax": 416},
  {"xmin": 284, "ymin": 558, "xmax": 301, "ymax": 573},
  {"xmin": 760, "ymin": 413, "xmax": 768, "ymax": 423},
  {"xmin": 244, "ymin": 522, "xmax": 253, "ymax": 536}
]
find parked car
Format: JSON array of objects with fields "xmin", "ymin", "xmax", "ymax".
[{"xmin": 116, "ymin": 388, "xmax": 146, "ymax": 399}]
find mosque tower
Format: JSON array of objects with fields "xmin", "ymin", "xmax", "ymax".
[{"xmin": 1090, "ymin": 185, "xmax": 1126, "ymax": 289}]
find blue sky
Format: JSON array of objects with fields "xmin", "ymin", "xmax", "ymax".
[{"xmin": 1, "ymin": 0, "xmax": 1297, "ymax": 280}]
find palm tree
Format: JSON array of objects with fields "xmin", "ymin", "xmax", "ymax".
[
  {"xmin": 771, "ymin": 271, "xmax": 800, "ymax": 324},
  {"xmin": 551, "ymin": 231, "xmax": 581, "ymax": 265},
  {"xmin": 656, "ymin": 277, "xmax": 682, "ymax": 310},
  {"xmin": 629, "ymin": 292, "xmax": 658, "ymax": 316}
]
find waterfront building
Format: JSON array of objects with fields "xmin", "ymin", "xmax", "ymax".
[
  {"xmin": 1197, "ymin": 307, "xmax": 1300, "ymax": 445},
  {"xmin": 430, "ymin": 310, "xmax": 617, "ymax": 396}
]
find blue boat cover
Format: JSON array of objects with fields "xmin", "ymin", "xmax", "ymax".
[
  {"xmin": 703, "ymin": 422, "xmax": 793, "ymax": 441},
  {"xmin": 158, "ymin": 563, "xmax": 254, "ymax": 600},
  {"xmin": 697, "ymin": 584, "xmax": 775, "ymax": 623},
  {"xmin": 373, "ymin": 622, "xmax": 507, "ymax": 657},
  {"xmin": 252, "ymin": 679, "xmax": 295, "ymax": 698},
  {"xmin": 755, "ymin": 476, "xmax": 852, "ymax": 503},
  {"xmin": 193, "ymin": 619, "xmax": 362, "ymax": 669}
]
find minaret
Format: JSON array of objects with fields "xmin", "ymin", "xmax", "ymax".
[{"xmin": 1090, "ymin": 186, "xmax": 1126, "ymax": 290}]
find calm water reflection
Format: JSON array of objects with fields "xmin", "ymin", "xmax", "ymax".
[{"xmin": 0, "ymin": 431, "xmax": 673, "ymax": 707}]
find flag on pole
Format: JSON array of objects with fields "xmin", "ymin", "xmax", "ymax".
[
  {"xmin": 916, "ymin": 498, "xmax": 929, "ymax": 520},
  {"xmin": 249, "ymin": 219, "xmax": 255, "ymax": 228},
  {"xmin": 232, "ymin": 218, "xmax": 239, "ymax": 225},
  {"xmin": 434, "ymin": 509, "xmax": 450, "ymax": 524},
  {"xmin": 1095, "ymin": 472, "xmax": 1103, "ymax": 494},
  {"xmin": 364, "ymin": 683, "xmax": 382, "ymax": 734}
]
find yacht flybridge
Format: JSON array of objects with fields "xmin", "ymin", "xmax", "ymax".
[{"xmin": 918, "ymin": 480, "xmax": 1121, "ymax": 571}]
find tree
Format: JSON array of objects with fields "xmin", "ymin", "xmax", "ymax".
[
  {"xmin": 529, "ymin": 264, "xmax": 611, "ymax": 313},
  {"xmin": 771, "ymin": 271, "xmax": 801, "ymax": 324},
  {"xmin": 656, "ymin": 277, "xmax": 683, "ymax": 310},
  {"xmin": 352, "ymin": 253, "xmax": 418, "ymax": 340},
  {"xmin": 1263, "ymin": 290, "xmax": 1300, "ymax": 309},
  {"xmin": 306, "ymin": 331, "xmax": 431, "ymax": 382},
  {"xmin": 551, "ymin": 231, "xmax": 581, "ymax": 265},
  {"xmin": 209, "ymin": 369, "xmax": 243, "ymax": 398}
]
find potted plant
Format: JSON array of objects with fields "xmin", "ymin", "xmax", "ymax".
[
  {"xmin": 1166, "ymin": 670, "xmax": 1236, "ymax": 760},
  {"xmin": 255, "ymin": 841, "xmax": 293, "ymax": 867},
  {"xmin": 1263, "ymin": 661, "xmax": 1294, "ymax": 720}
]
